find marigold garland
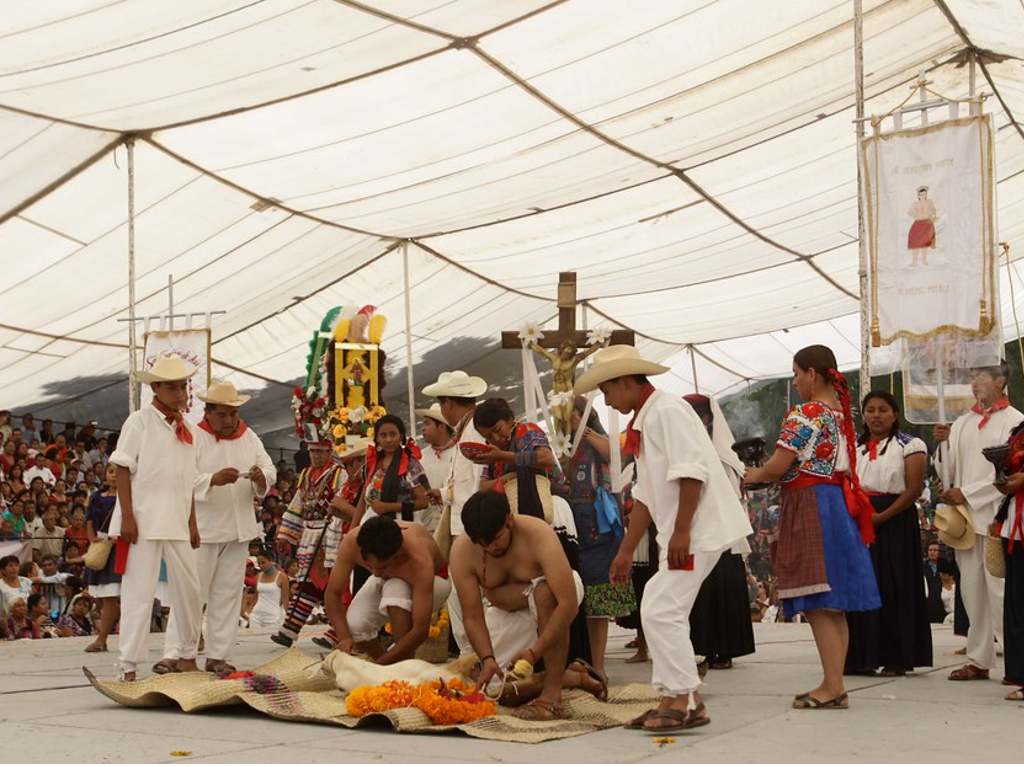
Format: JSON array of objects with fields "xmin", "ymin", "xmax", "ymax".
[{"xmin": 344, "ymin": 678, "xmax": 496, "ymax": 725}]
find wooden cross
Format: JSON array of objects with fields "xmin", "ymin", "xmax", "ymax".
[{"xmin": 500, "ymin": 272, "xmax": 634, "ymax": 351}]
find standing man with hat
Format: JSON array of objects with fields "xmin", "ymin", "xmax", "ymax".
[
  {"xmin": 157, "ymin": 380, "xmax": 276, "ymax": 675},
  {"xmin": 109, "ymin": 354, "xmax": 203, "ymax": 681},
  {"xmin": 577, "ymin": 346, "xmax": 751, "ymax": 733},
  {"xmin": 934, "ymin": 363, "xmax": 1022, "ymax": 681},
  {"xmin": 416, "ymin": 403, "xmax": 456, "ymax": 535},
  {"xmin": 271, "ymin": 433, "xmax": 346, "ymax": 648},
  {"xmin": 421, "ymin": 370, "xmax": 488, "ymax": 654}
]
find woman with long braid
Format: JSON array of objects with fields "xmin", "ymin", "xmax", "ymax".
[{"xmin": 744, "ymin": 345, "xmax": 880, "ymax": 709}]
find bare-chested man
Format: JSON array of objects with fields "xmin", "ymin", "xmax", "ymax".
[
  {"xmin": 451, "ymin": 490, "xmax": 604, "ymax": 721},
  {"xmin": 324, "ymin": 516, "xmax": 451, "ymax": 665}
]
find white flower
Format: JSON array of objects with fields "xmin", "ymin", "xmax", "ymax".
[
  {"xmin": 549, "ymin": 431, "xmax": 572, "ymax": 458},
  {"xmin": 547, "ymin": 390, "xmax": 573, "ymax": 409},
  {"xmin": 586, "ymin": 327, "xmax": 612, "ymax": 347},
  {"xmin": 348, "ymin": 406, "xmax": 366, "ymax": 424},
  {"xmin": 518, "ymin": 321, "xmax": 543, "ymax": 346}
]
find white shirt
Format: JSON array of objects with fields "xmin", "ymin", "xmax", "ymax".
[
  {"xmin": 446, "ymin": 419, "xmax": 485, "ymax": 538},
  {"xmin": 940, "ymin": 583, "xmax": 956, "ymax": 616},
  {"xmin": 192, "ymin": 426, "xmax": 277, "ymax": 543},
  {"xmin": 631, "ymin": 391, "xmax": 752, "ymax": 557},
  {"xmin": 934, "ymin": 405, "xmax": 1024, "ymax": 531},
  {"xmin": 108, "ymin": 404, "xmax": 198, "ymax": 541},
  {"xmin": 856, "ymin": 433, "xmax": 927, "ymax": 495},
  {"xmin": 24, "ymin": 466, "xmax": 56, "ymax": 487},
  {"xmin": 419, "ymin": 442, "xmax": 455, "ymax": 530}
]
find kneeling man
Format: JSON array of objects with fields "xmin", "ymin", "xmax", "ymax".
[
  {"xmin": 451, "ymin": 490, "xmax": 603, "ymax": 721},
  {"xmin": 325, "ymin": 516, "xmax": 450, "ymax": 665}
]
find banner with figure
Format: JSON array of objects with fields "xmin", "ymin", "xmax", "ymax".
[
  {"xmin": 143, "ymin": 329, "xmax": 211, "ymax": 424},
  {"xmin": 863, "ymin": 114, "xmax": 998, "ymax": 349}
]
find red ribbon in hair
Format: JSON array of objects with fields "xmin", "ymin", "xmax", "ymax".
[
  {"xmin": 972, "ymin": 397, "xmax": 1009, "ymax": 430},
  {"xmin": 623, "ymin": 383, "xmax": 657, "ymax": 457},
  {"xmin": 151, "ymin": 397, "xmax": 193, "ymax": 446},
  {"xmin": 826, "ymin": 369, "xmax": 875, "ymax": 546}
]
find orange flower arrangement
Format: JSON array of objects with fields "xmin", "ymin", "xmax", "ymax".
[{"xmin": 344, "ymin": 678, "xmax": 496, "ymax": 725}]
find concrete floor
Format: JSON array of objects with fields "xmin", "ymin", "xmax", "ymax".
[{"xmin": 0, "ymin": 622, "xmax": 1018, "ymax": 763}]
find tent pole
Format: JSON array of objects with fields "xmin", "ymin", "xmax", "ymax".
[
  {"xmin": 167, "ymin": 274, "xmax": 174, "ymax": 332},
  {"xmin": 402, "ymin": 241, "xmax": 416, "ymax": 439},
  {"xmin": 689, "ymin": 345, "xmax": 699, "ymax": 393},
  {"xmin": 127, "ymin": 137, "xmax": 140, "ymax": 413},
  {"xmin": 854, "ymin": 0, "xmax": 870, "ymax": 402}
]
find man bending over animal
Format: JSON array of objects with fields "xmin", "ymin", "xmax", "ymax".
[
  {"xmin": 325, "ymin": 516, "xmax": 450, "ymax": 665},
  {"xmin": 450, "ymin": 490, "xmax": 606, "ymax": 721}
]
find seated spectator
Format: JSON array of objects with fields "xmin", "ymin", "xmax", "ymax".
[
  {"xmin": 76, "ymin": 422, "xmax": 98, "ymax": 452},
  {"xmin": 49, "ymin": 479, "xmax": 68, "ymax": 507},
  {"xmin": 57, "ymin": 593, "xmax": 95, "ymax": 637},
  {"xmin": 0, "ymin": 519, "xmax": 17, "ymax": 541},
  {"xmin": 8, "ymin": 466, "xmax": 25, "ymax": 496},
  {"xmin": 1, "ymin": 555, "xmax": 33, "ymax": 616},
  {"xmin": 83, "ymin": 469, "xmax": 98, "ymax": 489},
  {"xmin": 33, "ymin": 509, "xmax": 65, "ymax": 561},
  {"xmin": 35, "ymin": 554, "xmax": 71, "ymax": 614},
  {"xmin": 22, "ymin": 503, "xmax": 43, "ymax": 537},
  {"xmin": 0, "ymin": 441, "xmax": 15, "ymax": 474},
  {"xmin": 5, "ymin": 597, "xmax": 40, "ymax": 639},
  {"xmin": 2, "ymin": 499, "xmax": 28, "ymax": 538},
  {"xmin": 64, "ymin": 508, "xmax": 89, "ymax": 552},
  {"xmin": 0, "ymin": 482, "xmax": 12, "ymax": 507},
  {"xmin": 24, "ymin": 453, "xmax": 56, "ymax": 488},
  {"xmin": 20, "ymin": 414, "xmax": 38, "ymax": 446},
  {"xmin": 19, "ymin": 561, "xmax": 38, "ymax": 579},
  {"xmin": 28, "ymin": 593, "xmax": 60, "ymax": 638},
  {"xmin": 88, "ymin": 437, "xmax": 108, "ymax": 469},
  {"xmin": 38, "ymin": 420, "xmax": 54, "ymax": 447},
  {"xmin": 64, "ymin": 467, "xmax": 80, "ymax": 489},
  {"xmin": 61, "ymin": 543, "xmax": 85, "ymax": 581}
]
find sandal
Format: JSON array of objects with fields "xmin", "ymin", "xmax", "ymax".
[
  {"xmin": 879, "ymin": 667, "xmax": 906, "ymax": 677},
  {"xmin": 792, "ymin": 692, "xmax": 849, "ymax": 710},
  {"xmin": 625, "ymin": 708, "xmax": 659, "ymax": 730},
  {"xmin": 84, "ymin": 641, "xmax": 107, "ymax": 653},
  {"xmin": 570, "ymin": 658, "xmax": 609, "ymax": 702},
  {"xmin": 625, "ymin": 638, "xmax": 639, "ymax": 649},
  {"xmin": 118, "ymin": 671, "xmax": 137, "ymax": 682},
  {"xmin": 204, "ymin": 659, "xmax": 237, "ymax": 676},
  {"xmin": 624, "ymin": 650, "xmax": 649, "ymax": 664},
  {"xmin": 1006, "ymin": 688, "xmax": 1024, "ymax": 702},
  {"xmin": 641, "ymin": 708, "xmax": 690, "ymax": 734},
  {"xmin": 683, "ymin": 702, "xmax": 711, "ymax": 729},
  {"xmin": 512, "ymin": 698, "xmax": 564, "ymax": 721},
  {"xmin": 709, "ymin": 659, "xmax": 733, "ymax": 670},
  {"xmin": 948, "ymin": 664, "xmax": 989, "ymax": 681},
  {"xmin": 151, "ymin": 659, "xmax": 180, "ymax": 675}
]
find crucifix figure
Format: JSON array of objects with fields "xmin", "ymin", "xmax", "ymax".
[{"xmin": 502, "ymin": 272, "xmax": 634, "ymax": 436}]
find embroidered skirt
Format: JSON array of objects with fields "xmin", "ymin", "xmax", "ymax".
[{"xmin": 778, "ymin": 483, "xmax": 880, "ymax": 618}]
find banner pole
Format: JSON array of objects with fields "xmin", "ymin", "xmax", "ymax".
[
  {"xmin": 126, "ymin": 136, "xmax": 140, "ymax": 413},
  {"xmin": 854, "ymin": 0, "xmax": 870, "ymax": 402},
  {"xmin": 402, "ymin": 241, "xmax": 417, "ymax": 440}
]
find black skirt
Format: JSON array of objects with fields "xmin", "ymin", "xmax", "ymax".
[
  {"xmin": 689, "ymin": 551, "xmax": 756, "ymax": 660},
  {"xmin": 845, "ymin": 494, "xmax": 933, "ymax": 671}
]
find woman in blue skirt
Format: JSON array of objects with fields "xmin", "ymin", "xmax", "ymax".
[{"xmin": 744, "ymin": 345, "xmax": 881, "ymax": 710}]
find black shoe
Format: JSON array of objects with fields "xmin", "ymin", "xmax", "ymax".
[
  {"xmin": 270, "ymin": 632, "xmax": 293, "ymax": 648},
  {"xmin": 311, "ymin": 636, "xmax": 333, "ymax": 650}
]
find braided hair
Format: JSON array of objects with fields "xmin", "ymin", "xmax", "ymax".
[{"xmin": 857, "ymin": 390, "xmax": 901, "ymax": 454}]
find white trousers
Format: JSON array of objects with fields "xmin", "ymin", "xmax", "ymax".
[
  {"xmin": 484, "ymin": 572, "xmax": 584, "ymax": 669},
  {"xmin": 348, "ymin": 574, "xmax": 451, "ymax": 642},
  {"xmin": 119, "ymin": 539, "xmax": 201, "ymax": 673},
  {"xmin": 642, "ymin": 549, "xmax": 723, "ymax": 696},
  {"xmin": 956, "ymin": 533, "xmax": 1004, "ymax": 670},
  {"xmin": 164, "ymin": 541, "xmax": 248, "ymax": 662}
]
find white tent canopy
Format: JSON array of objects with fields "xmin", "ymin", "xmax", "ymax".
[{"xmin": 2, "ymin": 0, "xmax": 1023, "ymax": 440}]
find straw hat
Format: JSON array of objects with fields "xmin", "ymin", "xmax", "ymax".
[
  {"xmin": 422, "ymin": 371, "xmax": 487, "ymax": 399},
  {"xmin": 415, "ymin": 403, "xmax": 448, "ymax": 425},
  {"xmin": 136, "ymin": 354, "xmax": 196, "ymax": 384},
  {"xmin": 198, "ymin": 380, "xmax": 250, "ymax": 407},
  {"xmin": 503, "ymin": 474, "xmax": 554, "ymax": 525},
  {"xmin": 935, "ymin": 503, "xmax": 975, "ymax": 550},
  {"xmin": 338, "ymin": 436, "xmax": 371, "ymax": 459},
  {"xmin": 573, "ymin": 345, "xmax": 669, "ymax": 395}
]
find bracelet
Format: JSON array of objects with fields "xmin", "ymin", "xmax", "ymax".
[{"xmin": 480, "ymin": 654, "xmax": 495, "ymax": 665}]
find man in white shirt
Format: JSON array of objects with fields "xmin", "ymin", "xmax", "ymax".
[
  {"xmin": 109, "ymin": 354, "xmax": 203, "ymax": 681},
  {"xmin": 934, "ymin": 363, "xmax": 1023, "ymax": 681},
  {"xmin": 160, "ymin": 381, "xmax": 276, "ymax": 675},
  {"xmin": 24, "ymin": 453, "xmax": 56, "ymax": 488},
  {"xmin": 421, "ymin": 371, "xmax": 488, "ymax": 654},
  {"xmin": 578, "ymin": 346, "xmax": 752, "ymax": 733},
  {"xmin": 415, "ymin": 403, "xmax": 456, "ymax": 535}
]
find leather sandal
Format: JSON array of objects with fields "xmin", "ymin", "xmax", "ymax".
[
  {"xmin": 570, "ymin": 658, "xmax": 608, "ymax": 702},
  {"xmin": 625, "ymin": 708, "xmax": 659, "ymax": 730},
  {"xmin": 792, "ymin": 692, "xmax": 849, "ymax": 710},
  {"xmin": 641, "ymin": 708, "xmax": 691, "ymax": 734},
  {"xmin": 948, "ymin": 664, "xmax": 989, "ymax": 681},
  {"xmin": 512, "ymin": 698, "xmax": 564, "ymax": 721},
  {"xmin": 204, "ymin": 659, "xmax": 237, "ymax": 676},
  {"xmin": 151, "ymin": 659, "xmax": 180, "ymax": 675}
]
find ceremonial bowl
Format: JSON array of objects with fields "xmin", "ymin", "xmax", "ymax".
[
  {"xmin": 982, "ymin": 443, "xmax": 1011, "ymax": 486},
  {"xmin": 459, "ymin": 442, "xmax": 492, "ymax": 460}
]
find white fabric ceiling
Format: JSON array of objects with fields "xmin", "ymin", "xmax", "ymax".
[{"xmin": 2, "ymin": 0, "xmax": 1024, "ymax": 437}]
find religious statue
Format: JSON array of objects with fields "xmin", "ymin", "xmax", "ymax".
[{"xmin": 528, "ymin": 339, "xmax": 600, "ymax": 435}]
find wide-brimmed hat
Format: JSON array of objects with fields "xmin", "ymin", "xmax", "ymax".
[
  {"xmin": 337, "ymin": 436, "xmax": 371, "ymax": 459},
  {"xmin": 198, "ymin": 379, "xmax": 251, "ymax": 407},
  {"xmin": 422, "ymin": 371, "xmax": 487, "ymax": 399},
  {"xmin": 136, "ymin": 354, "xmax": 196, "ymax": 384},
  {"xmin": 573, "ymin": 345, "xmax": 669, "ymax": 395},
  {"xmin": 935, "ymin": 503, "xmax": 975, "ymax": 550},
  {"xmin": 415, "ymin": 403, "xmax": 448, "ymax": 425}
]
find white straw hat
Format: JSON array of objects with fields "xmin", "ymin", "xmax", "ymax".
[
  {"xmin": 136, "ymin": 354, "xmax": 197, "ymax": 384},
  {"xmin": 414, "ymin": 403, "xmax": 448, "ymax": 424},
  {"xmin": 935, "ymin": 503, "xmax": 974, "ymax": 550},
  {"xmin": 422, "ymin": 371, "xmax": 487, "ymax": 399},
  {"xmin": 197, "ymin": 380, "xmax": 251, "ymax": 407},
  {"xmin": 573, "ymin": 345, "xmax": 669, "ymax": 395}
]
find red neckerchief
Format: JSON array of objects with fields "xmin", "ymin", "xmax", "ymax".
[
  {"xmin": 305, "ymin": 460, "xmax": 335, "ymax": 489},
  {"xmin": 622, "ymin": 383, "xmax": 657, "ymax": 457},
  {"xmin": 151, "ymin": 398, "xmax": 193, "ymax": 445},
  {"xmin": 198, "ymin": 418, "xmax": 248, "ymax": 441},
  {"xmin": 366, "ymin": 440, "xmax": 422, "ymax": 479},
  {"xmin": 973, "ymin": 397, "xmax": 1009, "ymax": 430},
  {"xmin": 865, "ymin": 440, "xmax": 879, "ymax": 461}
]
